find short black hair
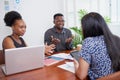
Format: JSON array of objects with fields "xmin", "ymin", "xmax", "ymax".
[
  {"xmin": 4, "ymin": 11, "xmax": 22, "ymax": 27},
  {"xmin": 53, "ymin": 13, "xmax": 63, "ymax": 20}
]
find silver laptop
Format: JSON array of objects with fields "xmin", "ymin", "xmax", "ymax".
[{"xmin": 1, "ymin": 45, "xmax": 44, "ymax": 75}]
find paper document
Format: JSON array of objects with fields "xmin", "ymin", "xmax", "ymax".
[
  {"xmin": 58, "ymin": 62, "xmax": 75, "ymax": 73},
  {"xmin": 65, "ymin": 62, "xmax": 74, "ymax": 67},
  {"xmin": 51, "ymin": 53, "xmax": 73, "ymax": 60}
]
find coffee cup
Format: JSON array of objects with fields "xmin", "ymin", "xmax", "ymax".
[{"xmin": 76, "ymin": 44, "xmax": 82, "ymax": 51}]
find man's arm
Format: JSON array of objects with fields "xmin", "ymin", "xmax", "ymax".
[
  {"xmin": 65, "ymin": 30, "xmax": 73, "ymax": 50},
  {"xmin": 44, "ymin": 30, "xmax": 52, "ymax": 45}
]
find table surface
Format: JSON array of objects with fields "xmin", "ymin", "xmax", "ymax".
[{"xmin": 0, "ymin": 50, "xmax": 87, "ymax": 80}]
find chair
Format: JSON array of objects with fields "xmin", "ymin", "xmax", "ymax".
[
  {"xmin": 97, "ymin": 71, "xmax": 120, "ymax": 80},
  {"xmin": 0, "ymin": 50, "xmax": 4, "ymax": 65}
]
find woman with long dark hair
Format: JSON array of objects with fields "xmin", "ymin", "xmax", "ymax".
[{"xmin": 74, "ymin": 12, "xmax": 120, "ymax": 80}]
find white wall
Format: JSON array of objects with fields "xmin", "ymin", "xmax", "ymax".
[
  {"xmin": 0, "ymin": 0, "xmax": 120, "ymax": 50},
  {"xmin": 0, "ymin": 0, "xmax": 64, "ymax": 49},
  {"xmin": 65, "ymin": 0, "xmax": 120, "ymax": 37},
  {"xmin": 109, "ymin": 23, "xmax": 120, "ymax": 36}
]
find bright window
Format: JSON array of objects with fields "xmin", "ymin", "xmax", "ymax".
[{"xmin": 64, "ymin": 0, "xmax": 120, "ymax": 27}]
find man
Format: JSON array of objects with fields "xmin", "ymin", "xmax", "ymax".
[{"xmin": 44, "ymin": 13, "xmax": 73, "ymax": 52}]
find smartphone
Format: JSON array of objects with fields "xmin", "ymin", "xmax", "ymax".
[{"xmin": 70, "ymin": 50, "xmax": 80, "ymax": 62}]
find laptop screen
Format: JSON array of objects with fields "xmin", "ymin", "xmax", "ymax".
[{"xmin": 2, "ymin": 45, "xmax": 45, "ymax": 75}]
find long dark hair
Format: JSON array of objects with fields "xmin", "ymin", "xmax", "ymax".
[{"xmin": 81, "ymin": 12, "xmax": 120, "ymax": 71}]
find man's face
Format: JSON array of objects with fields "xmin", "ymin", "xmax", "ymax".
[{"xmin": 54, "ymin": 16, "xmax": 64, "ymax": 30}]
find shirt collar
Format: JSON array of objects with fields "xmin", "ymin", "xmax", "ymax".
[{"xmin": 53, "ymin": 26, "xmax": 66, "ymax": 34}]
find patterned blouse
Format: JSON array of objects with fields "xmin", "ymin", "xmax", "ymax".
[{"xmin": 78, "ymin": 35, "xmax": 113, "ymax": 80}]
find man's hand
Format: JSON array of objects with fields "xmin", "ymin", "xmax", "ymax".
[
  {"xmin": 65, "ymin": 37, "xmax": 73, "ymax": 43},
  {"xmin": 45, "ymin": 43, "xmax": 55, "ymax": 56},
  {"xmin": 51, "ymin": 36, "xmax": 60, "ymax": 44}
]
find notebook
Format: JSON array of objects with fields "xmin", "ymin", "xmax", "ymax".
[
  {"xmin": 44, "ymin": 56, "xmax": 64, "ymax": 66},
  {"xmin": 1, "ymin": 45, "xmax": 45, "ymax": 75}
]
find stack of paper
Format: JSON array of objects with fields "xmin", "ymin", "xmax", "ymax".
[
  {"xmin": 58, "ymin": 62, "xmax": 75, "ymax": 73},
  {"xmin": 51, "ymin": 53, "xmax": 73, "ymax": 60}
]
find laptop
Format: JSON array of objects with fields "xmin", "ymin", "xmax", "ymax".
[{"xmin": 1, "ymin": 45, "xmax": 45, "ymax": 75}]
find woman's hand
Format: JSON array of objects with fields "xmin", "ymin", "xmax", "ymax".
[
  {"xmin": 74, "ymin": 58, "xmax": 89, "ymax": 80},
  {"xmin": 45, "ymin": 43, "xmax": 55, "ymax": 56},
  {"xmin": 73, "ymin": 58, "xmax": 79, "ymax": 72}
]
